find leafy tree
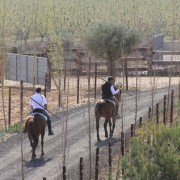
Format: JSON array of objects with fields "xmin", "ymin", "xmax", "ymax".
[{"xmin": 85, "ymin": 22, "xmax": 140, "ymax": 76}]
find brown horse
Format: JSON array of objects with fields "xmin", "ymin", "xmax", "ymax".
[
  {"xmin": 95, "ymin": 90, "xmax": 121, "ymax": 141},
  {"xmin": 23, "ymin": 113, "xmax": 46, "ymax": 161}
]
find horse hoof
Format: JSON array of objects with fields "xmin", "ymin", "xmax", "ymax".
[
  {"xmin": 105, "ymin": 134, "xmax": 108, "ymax": 138},
  {"xmin": 97, "ymin": 138, "xmax": 101, "ymax": 142},
  {"xmin": 41, "ymin": 153, "xmax": 45, "ymax": 156}
]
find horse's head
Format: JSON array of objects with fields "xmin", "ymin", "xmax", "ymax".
[
  {"xmin": 114, "ymin": 83, "xmax": 122, "ymax": 102},
  {"xmin": 115, "ymin": 90, "xmax": 121, "ymax": 102}
]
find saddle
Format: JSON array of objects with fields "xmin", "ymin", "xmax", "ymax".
[
  {"xmin": 96, "ymin": 99, "xmax": 116, "ymax": 106},
  {"xmin": 31, "ymin": 112, "xmax": 48, "ymax": 121}
]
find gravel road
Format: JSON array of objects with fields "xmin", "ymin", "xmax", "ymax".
[{"xmin": 0, "ymin": 86, "xmax": 177, "ymax": 180}]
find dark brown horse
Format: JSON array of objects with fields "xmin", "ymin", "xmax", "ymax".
[
  {"xmin": 23, "ymin": 113, "xmax": 46, "ymax": 161},
  {"xmin": 95, "ymin": 90, "xmax": 121, "ymax": 141}
]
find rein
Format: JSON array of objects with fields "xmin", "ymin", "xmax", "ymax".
[{"xmin": 30, "ymin": 97, "xmax": 60, "ymax": 120}]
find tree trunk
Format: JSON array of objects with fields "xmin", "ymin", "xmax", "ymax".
[
  {"xmin": 124, "ymin": 59, "xmax": 128, "ymax": 90},
  {"xmin": 108, "ymin": 56, "xmax": 114, "ymax": 76}
]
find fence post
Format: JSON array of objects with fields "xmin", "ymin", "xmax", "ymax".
[
  {"xmin": 179, "ymin": 81, "xmax": 180, "ymax": 101},
  {"xmin": 139, "ymin": 117, "xmax": 142, "ymax": 127},
  {"xmin": 63, "ymin": 166, "xmax": 66, "ymax": 180},
  {"xmin": 156, "ymin": 103, "xmax": 159, "ymax": 124},
  {"xmin": 131, "ymin": 124, "xmax": 134, "ymax": 137},
  {"xmin": 20, "ymin": 81, "xmax": 23, "ymax": 120},
  {"xmin": 94, "ymin": 63, "xmax": 97, "ymax": 99},
  {"xmin": 33, "ymin": 76, "xmax": 36, "ymax": 93},
  {"xmin": 77, "ymin": 68, "xmax": 80, "ymax": 104},
  {"xmin": 170, "ymin": 90, "xmax": 174, "ymax": 124},
  {"xmin": 64, "ymin": 61, "xmax": 66, "ymax": 91},
  {"xmin": 95, "ymin": 148, "xmax": 99, "ymax": 180},
  {"xmin": 121, "ymin": 132, "xmax": 125, "ymax": 156},
  {"xmin": 163, "ymin": 95, "xmax": 167, "ymax": 124},
  {"xmin": 109, "ymin": 141, "xmax": 112, "ymax": 174},
  {"xmin": 148, "ymin": 107, "xmax": 151, "ymax": 120},
  {"xmin": 44, "ymin": 73, "xmax": 47, "ymax": 98},
  {"xmin": 58, "ymin": 78, "xmax": 61, "ymax": 107},
  {"xmin": 80, "ymin": 157, "xmax": 83, "ymax": 180},
  {"xmin": 148, "ymin": 46, "xmax": 153, "ymax": 76},
  {"xmin": 8, "ymin": 86, "xmax": 11, "ymax": 126},
  {"xmin": 121, "ymin": 132, "xmax": 125, "ymax": 175}
]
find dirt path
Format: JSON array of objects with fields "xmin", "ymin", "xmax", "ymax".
[{"xmin": 0, "ymin": 85, "xmax": 178, "ymax": 180}]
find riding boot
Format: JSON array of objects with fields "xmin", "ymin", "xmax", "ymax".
[{"xmin": 46, "ymin": 120, "xmax": 54, "ymax": 135}]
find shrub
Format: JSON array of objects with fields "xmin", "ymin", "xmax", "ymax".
[{"xmin": 121, "ymin": 121, "xmax": 180, "ymax": 180}]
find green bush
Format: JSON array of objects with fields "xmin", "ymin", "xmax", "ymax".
[
  {"xmin": 5, "ymin": 122, "xmax": 23, "ymax": 134},
  {"xmin": 121, "ymin": 121, "xmax": 180, "ymax": 180}
]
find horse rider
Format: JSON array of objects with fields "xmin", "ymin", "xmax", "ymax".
[
  {"xmin": 29, "ymin": 87, "xmax": 54, "ymax": 136},
  {"xmin": 101, "ymin": 76, "xmax": 121, "ymax": 119}
]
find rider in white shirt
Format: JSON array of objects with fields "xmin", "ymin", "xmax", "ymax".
[{"xmin": 30, "ymin": 87, "xmax": 54, "ymax": 135}]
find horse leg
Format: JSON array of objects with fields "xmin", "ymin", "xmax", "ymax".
[
  {"xmin": 28, "ymin": 133, "xmax": 35, "ymax": 161},
  {"xmin": 109, "ymin": 120, "xmax": 113, "ymax": 137},
  {"xmin": 41, "ymin": 131, "xmax": 45, "ymax": 156},
  {"xmin": 111, "ymin": 118, "xmax": 116, "ymax": 137},
  {"xmin": 104, "ymin": 119, "xmax": 108, "ymax": 138},
  {"xmin": 30, "ymin": 139, "xmax": 36, "ymax": 161},
  {"xmin": 96, "ymin": 118, "xmax": 101, "ymax": 141}
]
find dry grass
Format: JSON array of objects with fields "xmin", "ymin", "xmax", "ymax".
[{"xmin": 0, "ymin": 76, "xmax": 179, "ymax": 128}]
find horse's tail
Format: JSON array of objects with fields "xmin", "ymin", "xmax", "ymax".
[{"xmin": 29, "ymin": 120, "xmax": 39, "ymax": 149}]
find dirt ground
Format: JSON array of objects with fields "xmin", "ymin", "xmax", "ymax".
[
  {"xmin": 0, "ymin": 76, "xmax": 179, "ymax": 180},
  {"xmin": 0, "ymin": 76, "xmax": 179, "ymax": 128}
]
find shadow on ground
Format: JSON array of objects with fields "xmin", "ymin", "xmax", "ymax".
[
  {"xmin": 95, "ymin": 137, "xmax": 120, "ymax": 148},
  {"xmin": 24, "ymin": 156, "xmax": 53, "ymax": 168}
]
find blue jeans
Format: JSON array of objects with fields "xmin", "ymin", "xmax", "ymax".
[{"xmin": 31, "ymin": 108, "xmax": 50, "ymax": 121}]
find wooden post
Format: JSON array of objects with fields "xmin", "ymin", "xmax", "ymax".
[
  {"xmin": 58, "ymin": 78, "xmax": 61, "ymax": 107},
  {"xmin": 44, "ymin": 73, "xmax": 47, "ymax": 98},
  {"xmin": 125, "ymin": 60, "xmax": 128, "ymax": 91},
  {"xmin": 80, "ymin": 157, "xmax": 83, "ymax": 180},
  {"xmin": 8, "ymin": 87, "xmax": 11, "ymax": 126},
  {"xmin": 170, "ymin": 90, "xmax": 174, "ymax": 124},
  {"xmin": 63, "ymin": 166, "xmax": 66, "ymax": 180},
  {"xmin": 64, "ymin": 61, "xmax": 66, "ymax": 91},
  {"xmin": 94, "ymin": 63, "xmax": 97, "ymax": 99},
  {"xmin": 139, "ymin": 117, "xmax": 142, "ymax": 127},
  {"xmin": 179, "ymin": 81, "xmax": 180, "ymax": 101},
  {"xmin": 109, "ymin": 141, "xmax": 112, "ymax": 173},
  {"xmin": 33, "ymin": 76, "xmax": 36, "ymax": 93},
  {"xmin": 95, "ymin": 148, "xmax": 99, "ymax": 180},
  {"xmin": 77, "ymin": 68, "xmax": 80, "ymax": 104},
  {"xmin": 121, "ymin": 132, "xmax": 125, "ymax": 175},
  {"xmin": 20, "ymin": 81, "xmax": 23, "ymax": 119},
  {"xmin": 131, "ymin": 124, "xmax": 134, "ymax": 137},
  {"xmin": 148, "ymin": 107, "xmax": 151, "ymax": 120},
  {"xmin": 163, "ymin": 95, "xmax": 166, "ymax": 124},
  {"xmin": 156, "ymin": 103, "xmax": 159, "ymax": 124},
  {"xmin": 121, "ymin": 132, "xmax": 125, "ymax": 156},
  {"xmin": 148, "ymin": 46, "xmax": 153, "ymax": 76}
]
